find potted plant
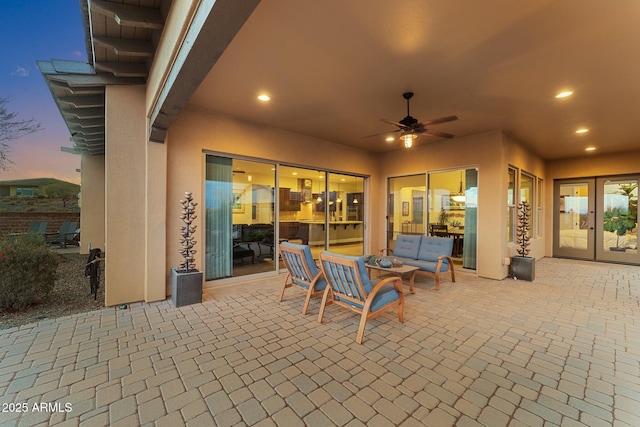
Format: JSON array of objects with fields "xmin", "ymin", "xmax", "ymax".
[
  {"xmin": 617, "ymin": 183, "xmax": 637, "ymax": 228},
  {"xmin": 171, "ymin": 191, "xmax": 203, "ymax": 307},
  {"xmin": 603, "ymin": 207, "xmax": 634, "ymax": 251},
  {"xmin": 510, "ymin": 201, "xmax": 535, "ymax": 281},
  {"xmin": 438, "ymin": 208, "xmax": 449, "ymax": 226}
]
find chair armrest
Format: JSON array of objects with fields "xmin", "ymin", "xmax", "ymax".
[
  {"xmin": 363, "ymin": 276, "xmax": 404, "ymax": 312},
  {"xmin": 437, "ymin": 255, "xmax": 455, "ymax": 270},
  {"xmin": 378, "ymin": 248, "xmax": 393, "ymax": 256}
]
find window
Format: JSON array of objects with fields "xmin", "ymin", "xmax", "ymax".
[
  {"xmin": 537, "ymin": 178, "xmax": 543, "ymax": 237},
  {"xmin": 507, "ymin": 167, "xmax": 517, "ymax": 242},
  {"xmin": 521, "ymin": 173, "xmax": 535, "ymax": 237}
]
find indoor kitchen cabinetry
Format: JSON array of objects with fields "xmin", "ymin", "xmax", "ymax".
[{"xmin": 279, "ymin": 188, "xmax": 301, "ymax": 211}]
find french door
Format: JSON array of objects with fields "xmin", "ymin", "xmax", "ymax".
[{"xmin": 554, "ymin": 175, "xmax": 638, "ymax": 264}]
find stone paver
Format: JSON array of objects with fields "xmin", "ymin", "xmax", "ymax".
[{"xmin": 1, "ymin": 258, "xmax": 639, "ymax": 426}]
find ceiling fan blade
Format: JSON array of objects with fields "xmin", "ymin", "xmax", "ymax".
[
  {"xmin": 362, "ymin": 129, "xmax": 401, "ymax": 138},
  {"xmin": 421, "ymin": 129, "xmax": 455, "ymax": 139},
  {"xmin": 380, "ymin": 119, "xmax": 407, "ymax": 129},
  {"xmin": 419, "ymin": 115, "xmax": 458, "ymax": 127}
]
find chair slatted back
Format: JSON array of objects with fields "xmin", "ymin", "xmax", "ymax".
[
  {"xmin": 280, "ymin": 242, "xmax": 319, "ymax": 288},
  {"xmin": 279, "ymin": 242, "xmax": 327, "ymax": 315},
  {"xmin": 319, "ymin": 252, "xmax": 370, "ymax": 307}
]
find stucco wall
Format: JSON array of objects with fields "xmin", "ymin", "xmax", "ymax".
[
  {"xmin": 105, "ymin": 85, "xmax": 147, "ymax": 306},
  {"xmin": 80, "ymin": 153, "xmax": 105, "ymax": 255},
  {"xmin": 166, "ymin": 106, "xmax": 379, "ymax": 287},
  {"xmin": 166, "ymin": 107, "xmax": 550, "ymax": 282}
]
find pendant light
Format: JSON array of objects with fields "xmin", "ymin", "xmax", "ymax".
[
  {"xmin": 452, "ymin": 171, "xmax": 466, "ymax": 203},
  {"xmin": 352, "ymin": 176, "xmax": 359, "ymax": 204}
]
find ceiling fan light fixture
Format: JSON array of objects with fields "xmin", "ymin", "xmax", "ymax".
[{"xmin": 400, "ymin": 133, "xmax": 417, "ymax": 148}]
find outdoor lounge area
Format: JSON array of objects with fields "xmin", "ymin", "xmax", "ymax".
[{"xmin": 1, "ymin": 258, "xmax": 639, "ymax": 426}]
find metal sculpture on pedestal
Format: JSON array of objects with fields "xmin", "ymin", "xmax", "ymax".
[
  {"xmin": 178, "ymin": 192, "xmax": 198, "ymax": 273},
  {"xmin": 172, "ymin": 191, "xmax": 203, "ymax": 307},
  {"xmin": 510, "ymin": 201, "xmax": 535, "ymax": 281}
]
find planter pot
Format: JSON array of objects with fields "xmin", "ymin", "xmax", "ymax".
[
  {"xmin": 171, "ymin": 268, "xmax": 203, "ymax": 307},
  {"xmin": 510, "ymin": 256, "xmax": 535, "ymax": 281}
]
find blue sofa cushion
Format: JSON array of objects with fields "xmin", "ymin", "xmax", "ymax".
[
  {"xmin": 392, "ymin": 234, "xmax": 422, "ymax": 259},
  {"xmin": 417, "ymin": 236, "xmax": 453, "ymax": 263},
  {"xmin": 404, "ymin": 259, "xmax": 450, "ymax": 273}
]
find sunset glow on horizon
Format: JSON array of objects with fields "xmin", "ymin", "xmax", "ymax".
[{"xmin": 0, "ymin": 0, "xmax": 85, "ymax": 185}]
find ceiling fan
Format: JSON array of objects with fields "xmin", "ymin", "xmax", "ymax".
[{"xmin": 373, "ymin": 92, "xmax": 458, "ymax": 147}]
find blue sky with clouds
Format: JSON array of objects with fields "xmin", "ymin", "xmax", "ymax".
[{"xmin": 0, "ymin": 1, "xmax": 86, "ymax": 184}]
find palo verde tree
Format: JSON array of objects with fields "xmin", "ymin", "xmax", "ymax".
[{"xmin": 0, "ymin": 97, "xmax": 42, "ymax": 170}]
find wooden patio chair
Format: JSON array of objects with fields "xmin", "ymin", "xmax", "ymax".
[
  {"xmin": 318, "ymin": 251, "xmax": 404, "ymax": 344},
  {"xmin": 279, "ymin": 241, "xmax": 327, "ymax": 315}
]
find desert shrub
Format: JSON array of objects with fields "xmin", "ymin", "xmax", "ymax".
[{"xmin": 0, "ymin": 233, "xmax": 59, "ymax": 310}]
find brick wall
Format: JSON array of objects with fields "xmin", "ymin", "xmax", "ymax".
[{"xmin": 0, "ymin": 212, "xmax": 81, "ymax": 236}]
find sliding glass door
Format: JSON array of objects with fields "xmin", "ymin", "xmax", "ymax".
[
  {"xmin": 206, "ymin": 154, "xmax": 368, "ymax": 282},
  {"xmin": 387, "ymin": 168, "xmax": 477, "ymax": 270}
]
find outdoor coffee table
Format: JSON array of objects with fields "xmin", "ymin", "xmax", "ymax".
[{"xmin": 366, "ymin": 264, "xmax": 420, "ymax": 294}]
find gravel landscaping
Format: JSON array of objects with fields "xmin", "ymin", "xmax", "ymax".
[{"xmin": 0, "ymin": 252, "xmax": 105, "ymax": 330}]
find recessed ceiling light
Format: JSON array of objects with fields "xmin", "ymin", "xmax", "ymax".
[
  {"xmin": 555, "ymin": 91, "xmax": 573, "ymax": 99},
  {"xmin": 585, "ymin": 147, "xmax": 596, "ymax": 152},
  {"xmin": 257, "ymin": 94, "xmax": 271, "ymax": 102},
  {"xmin": 576, "ymin": 128, "xmax": 589, "ymax": 134},
  {"xmin": 385, "ymin": 136, "xmax": 395, "ymax": 142}
]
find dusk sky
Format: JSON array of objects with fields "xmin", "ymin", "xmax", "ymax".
[{"xmin": 0, "ymin": 1, "xmax": 86, "ymax": 184}]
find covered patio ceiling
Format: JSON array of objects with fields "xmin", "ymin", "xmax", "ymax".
[{"xmin": 41, "ymin": 0, "xmax": 640, "ymax": 161}]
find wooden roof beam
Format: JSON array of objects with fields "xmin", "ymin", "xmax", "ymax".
[
  {"xmin": 95, "ymin": 61, "xmax": 148, "ymax": 78},
  {"xmin": 58, "ymin": 95, "xmax": 104, "ymax": 108},
  {"xmin": 90, "ymin": 0, "xmax": 164, "ymax": 30},
  {"xmin": 93, "ymin": 36, "xmax": 155, "ymax": 57}
]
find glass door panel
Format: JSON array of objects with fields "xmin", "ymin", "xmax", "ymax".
[
  {"xmin": 205, "ymin": 157, "xmax": 276, "ymax": 280},
  {"xmin": 596, "ymin": 177, "xmax": 638, "ymax": 263},
  {"xmin": 328, "ymin": 173, "xmax": 364, "ymax": 256},
  {"xmin": 387, "ymin": 174, "xmax": 426, "ymax": 250},
  {"xmin": 427, "ymin": 168, "xmax": 477, "ymax": 270},
  {"xmin": 553, "ymin": 179, "xmax": 595, "ymax": 259},
  {"xmin": 279, "ymin": 166, "xmax": 327, "ymax": 259}
]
